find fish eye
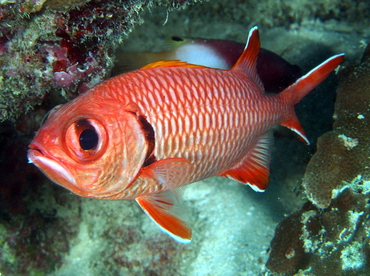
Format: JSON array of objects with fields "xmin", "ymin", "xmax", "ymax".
[
  {"xmin": 64, "ymin": 118, "xmax": 107, "ymax": 162},
  {"xmin": 171, "ymin": 36, "xmax": 184, "ymax": 42},
  {"xmin": 79, "ymin": 128, "xmax": 99, "ymax": 150}
]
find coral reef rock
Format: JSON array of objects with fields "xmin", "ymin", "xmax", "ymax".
[
  {"xmin": 0, "ymin": 0, "xmax": 199, "ymax": 122},
  {"xmin": 266, "ymin": 188, "xmax": 370, "ymax": 275},
  {"xmin": 302, "ymin": 45, "xmax": 370, "ymax": 209},
  {"xmin": 266, "ymin": 45, "xmax": 370, "ymax": 275}
]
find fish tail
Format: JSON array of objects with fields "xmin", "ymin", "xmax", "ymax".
[
  {"xmin": 279, "ymin": 54, "xmax": 345, "ymax": 144},
  {"xmin": 280, "ymin": 54, "xmax": 344, "ymax": 105}
]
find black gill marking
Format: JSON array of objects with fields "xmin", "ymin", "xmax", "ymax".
[{"xmin": 137, "ymin": 115, "xmax": 157, "ymax": 167}]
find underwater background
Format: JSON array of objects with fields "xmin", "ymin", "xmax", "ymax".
[{"xmin": 0, "ymin": 0, "xmax": 369, "ymax": 275}]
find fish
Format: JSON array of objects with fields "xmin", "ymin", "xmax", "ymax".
[
  {"xmin": 113, "ymin": 36, "xmax": 302, "ymax": 93},
  {"xmin": 28, "ymin": 27, "xmax": 344, "ymax": 243}
]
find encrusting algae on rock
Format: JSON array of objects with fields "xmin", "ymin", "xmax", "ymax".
[
  {"xmin": 266, "ymin": 188, "xmax": 370, "ymax": 275},
  {"xmin": 302, "ymin": 45, "xmax": 370, "ymax": 208},
  {"xmin": 265, "ymin": 45, "xmax": 370, "ymax": 276},
  {"xmin": 0, "ymin": 0, "xmax": 199, "ymax": 122}
]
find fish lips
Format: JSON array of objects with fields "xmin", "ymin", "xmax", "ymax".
[{"xmin": 28, "ymin": 142, "xmax": 78, "ymax": 192}]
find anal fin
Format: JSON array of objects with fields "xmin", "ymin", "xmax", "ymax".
[
  {"xmin": 136, "ymin": 191, "xmax": 191, "ymax": 243},
  {"xmin": 219, "ymin": 131, "xmax": 273, "ymax": 192}
]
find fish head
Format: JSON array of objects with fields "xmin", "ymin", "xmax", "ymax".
[{"xmin": 27, "ymin": 94, "xmax": 149, "ymax": 198}]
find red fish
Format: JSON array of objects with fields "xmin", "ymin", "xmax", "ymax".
[{"xmin": 28, "ymin": 27, "xmax": 344, "ymax": 243}]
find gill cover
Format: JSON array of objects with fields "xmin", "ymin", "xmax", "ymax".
[{"xmin": 110, "ymin": 110, "xmax": 150, "ymax": 193}]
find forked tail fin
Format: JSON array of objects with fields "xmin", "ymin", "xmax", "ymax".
[
  {"xmin": 280, "ymin": 54, "xmax": 345, "ymax": 105},
  {"xmin": 279, "ymin": 54, "xmax": 345, "ymax": 144}
]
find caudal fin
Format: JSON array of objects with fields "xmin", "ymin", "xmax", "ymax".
[
  {"xmin": 280, "ymin": 54, "xmax": 345, "ymax": 105},
  {"xmin": 279, "ymin": 54, "xmax": 345, "ymax": 144}
]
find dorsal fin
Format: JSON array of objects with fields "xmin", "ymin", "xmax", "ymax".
[
  {"xmin": 231, "ymin": 26, "xmax": 264, "ymax": 91},
  {"xmin": 141, "ymin": 60, "xmax": 210, "ymax": 70}
]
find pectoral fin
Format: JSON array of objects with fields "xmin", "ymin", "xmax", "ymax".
[
  {"xmin": 140, "ymin": 157, "xmax": 194, "ymax": 190},
  {"xmin": 136, "ymin": 191, "xmax": 191, "ymax": 243}
]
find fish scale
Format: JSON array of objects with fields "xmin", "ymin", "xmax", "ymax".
[
  {"xmin": 27, "ymin": 27, "xmax": 344, "ymax": 243},
  {"xmin": 130, "ymin": 67, "xmax": 275, "ymax": 181}
]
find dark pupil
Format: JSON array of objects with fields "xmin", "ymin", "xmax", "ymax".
[{"xmin": 79, "ymin": 128, "xmax": 98, "ymax": 150}]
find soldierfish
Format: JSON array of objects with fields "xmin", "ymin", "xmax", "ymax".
[
  {"xmin": 28, "ymin": 27, "xmax": 344, "ymax": 243},
  {"xmin": 113, "ymin": 36, "xmax": 302, "ymax": 93}
]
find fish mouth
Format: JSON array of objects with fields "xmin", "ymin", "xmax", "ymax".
[{"xmin": 28, "ymin": 142, "xmax": 77, "ymax": 187}]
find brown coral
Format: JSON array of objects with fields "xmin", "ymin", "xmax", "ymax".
[
  {"xmin": 266, "ymin": 188, "xmax": 370, "ymax": 275},
  {"xmin": 302, "ymin": 46, "xmax": 370, "ymax": 208},
  {"xmin": 266, "ymin": 45, "xmax": 370, "ymax": 276}
]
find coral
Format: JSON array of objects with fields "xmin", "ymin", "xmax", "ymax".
[
  {"xmin": 101, "ymin": 228, "xmax": 191, "ymax": 275},
  {"xmin": 0, "ymin": 0, "xmax": 199, "ymax": 122},
  {"xmin": 266, "ymin": 187, "xmax": 370, "ymax": 276},
  {"xmin": 266, "ymin": 45, "xmax": 370, "ymax": 276},
  {"xmin": 44, "ymin": 0, "xmax": 93, "ymax": 11},
  {"xmin": 265, "ymin": 208, "xmax": 308, "ymax": 274},
  {"xmin": 302, "ymin": 45, "xmax": 370, "ymax": 208},
  {"xmin": 184, "ymin": 0, "xmax": 370, "ymax": 29},
  {"xmin": 0, "ymin": 209, "xmax": 80, "ymax": 275}
]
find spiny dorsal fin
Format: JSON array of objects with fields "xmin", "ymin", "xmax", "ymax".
[
  {"xmin": 231, "ymin": 26, "xmax": 264, "ymax": 91},
  {"xmin": 141, "ymin": 60, "xmax": 210, "ymax": 70}
]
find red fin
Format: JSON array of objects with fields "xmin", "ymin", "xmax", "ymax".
[
  {"xmin": 136, "ymin": 191, "xmax": 191, "ymax": 243},
  {"xmin": 140, "ymin": 158, "xmax": 193, "ymax": 190},
  {"xmin": 278, "ymin": 54, "xmax": 344, "ymax": 144},
  {"xmin": 231, "ymin": 26, "xmax": 264, "ymax": 91},
  {"xmin": 280, "ymin": 111, "xmax": 310, "ymax": 145},
  {"xmin": 141, "ymin": 60, "xmax": 209, "ymax": 70},
  {"xmin": 280, "ymin": 54, "xmax": 345, "ymax": 105},
  {"xmin": 219, "ymin": 131, "xmax": 273, "ymax": 192}
]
